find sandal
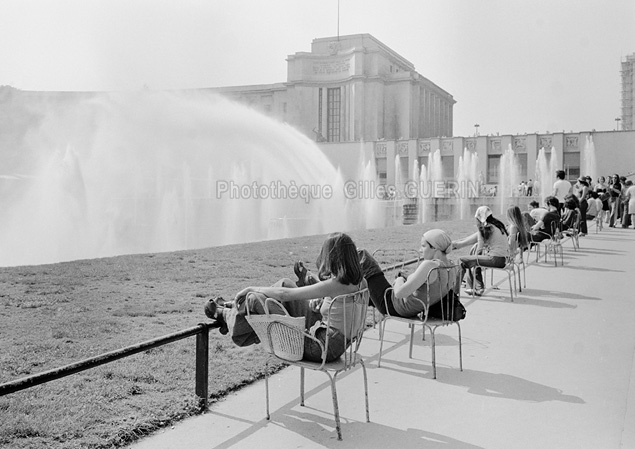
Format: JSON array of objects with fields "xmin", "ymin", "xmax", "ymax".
[{"xmin": 204, "ymin": 298, "xmax": 229, "ymax": 335}]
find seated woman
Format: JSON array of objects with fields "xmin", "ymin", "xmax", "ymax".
[
  {"xmin": 452, "ymin": 206, "xmax": 509, "ymax": 296},
  {"xmin": 204, "ymin": 232, "xmax": 366, "ymax": 362},
  {"xmin": 506, "ymin": 205, "xmax": 530, "ymax": 254},
  {"xmin": 357, "ymin": 229, "xmax": 459, "ymax": 319}
]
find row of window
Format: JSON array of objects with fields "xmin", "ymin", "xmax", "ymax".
[{"xmin": 376, "ymin": 152, "xmax": 582, "ymax": 184}]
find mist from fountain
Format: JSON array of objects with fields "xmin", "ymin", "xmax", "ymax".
[
  {"xmin": 497, "ymin": 144, "xmax": 521, "ymax": 215},
  {"xmin": 457, "ymin": 148, "xmax": 479, "ymax": 219},
  {"xmin": 418, "ymin": 162, "xmax": 428, "ymax": 223},
  {"xmin": 0, "ymin": 89, "xmax": 379, "ymax": 266},
  {"xmin": 582, "ymin": 135, "xmax": 598, "ymax": 181}
]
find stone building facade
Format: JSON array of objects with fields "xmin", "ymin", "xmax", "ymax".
[{"xmin": 208, "ymin": 34, "xmax": 455, "ymax": 143}]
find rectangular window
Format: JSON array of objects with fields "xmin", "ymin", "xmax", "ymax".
[
  {"xmin": 327, "ymin": 87, "xmax": 341, "ymax": 142},
  {"xmin": 488, "ymin": 155, "xmax": 501, "ymax": 184},
  {"xmin": 517, "ymin": 154, "xmax": 528, "ymax": 181},
  {"xmin": 441, "ymin": 156, "xmax": 454, "ymax": 180},
  {"xmin": 563, "ymin": 152, "xmax": 580, "ymax": 181}
]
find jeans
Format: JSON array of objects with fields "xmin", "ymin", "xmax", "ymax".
[{"xmin": 459, "ymin": 244, "xmax": 506, "ymax": 291}]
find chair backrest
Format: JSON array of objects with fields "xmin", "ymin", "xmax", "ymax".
[
  {"xmin": 264, "ymin": 289, "xmax": 370, "ymax": 367},
  {"xmin": 425, "ymin": 263, "xmax": 463, "ymax": 322},
  {"xmin": 322, "ymin": 289, "xmax": 370, "ymax": 356},
  {"xmin": 550, "ymin": 220, "xmax": 563, "ymax": 242}
]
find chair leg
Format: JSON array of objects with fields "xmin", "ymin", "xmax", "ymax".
[
  {"xmin": 360, "ymin": 359, "xmax": 370, "ymax": 423},
  {"xmin": 329, "ymin": 372, "xmax": 343, "ymax": 440},
  {"xmin": 457, "ymin": 323, "xmax": 463, "ymax": 372},
  {"xmin": 430, "ymin": 327, "xmax": 437, "ymax": 379},
  {"xmin": 409, "ymin": 323, "xmax": 415, "ymax": 358},
  {"xmin": 265, "ymin": 359, "xmax": 271, "ymax": 420},
  {"xmin": 300, "ymin": 367, "xmax": 305, "ymax": 406},
  {"xmin": 378, "ymin": 319, "xmax": 387, "ymax": 368},
  {"xmin": 507, "ymin": 272, "xmax": 515, "ymax": 302}
]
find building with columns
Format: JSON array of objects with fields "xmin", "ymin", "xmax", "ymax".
[{"xmin": 209, "ymin": 34, "xmax": 455, "ymax": 144}]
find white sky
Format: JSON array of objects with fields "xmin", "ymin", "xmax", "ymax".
[{"xmin": 1, "ymin": 0, "xmax": 634, "ymax": 137}]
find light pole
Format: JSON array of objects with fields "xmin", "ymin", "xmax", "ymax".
[
  {"xmin": 615, "ymin": 117, "xmax": 621, "ymax": 131},
  {"xmin": 474, "ymin": 124, "xmax": 480, "ymax": 137}
]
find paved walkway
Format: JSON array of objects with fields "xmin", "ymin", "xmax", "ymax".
[{"xmin": 130, "ymin": 225, "xmax": 635, "ymax": 449}]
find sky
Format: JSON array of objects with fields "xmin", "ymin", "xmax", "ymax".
[{"xmin": 1, "ymin": 0, "xmax": 634, "ymax": 137}]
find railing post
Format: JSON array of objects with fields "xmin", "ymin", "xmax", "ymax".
[{"xmin": 195, "ymin": 324, "xmax": 209, "ymax": 410}]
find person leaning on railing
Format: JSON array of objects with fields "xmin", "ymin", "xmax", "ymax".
[{"xmin": 203, "ymin": 232, "xmax": 366, "ymax": 362}]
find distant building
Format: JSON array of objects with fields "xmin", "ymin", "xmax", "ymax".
[
  {"xmin": 621, "ymin": 53, "xmax": 635, "ymax": 131},
  {"xmin": 208, "ymin": 34, "xmax": 455, "ymax": 143}
]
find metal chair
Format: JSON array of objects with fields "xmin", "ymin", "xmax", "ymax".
[
  {"xmin": 536, "ymin": 221, "xmax": 564, "ymax": 266},
  {"xmin": 377, "ymin": 264, "xmax": 463, "ymax": 379},
  {"xmin": 250, "ymin": 289, "xmax": 371, "ymax": 441},
  {"xmin": 562, "ymin": 208, "xmax": 581, "ymax": 250},
  {"xmin": 480, "ymin": 235, "xmax": 522, "ymax": 300}
]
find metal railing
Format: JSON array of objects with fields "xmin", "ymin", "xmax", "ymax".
[
  {"xmin": 1, "ymin": 259, "xmax": 423, "ymax": 406},
  {"xmin": 0, "ymin": 322, "xmax": 213, "ymax": 408}
]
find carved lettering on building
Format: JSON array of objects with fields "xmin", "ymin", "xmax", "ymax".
[
  {"xmin": 313, "ymin": 59, "xmax": 351, "ymax": 75},
  {"xmin": 375, "ymin": 143, "xmax": 387, "ymax": 157},
  {"xmin": 397, "ymin": 142, "xmax": 409, "ymax": 156}
]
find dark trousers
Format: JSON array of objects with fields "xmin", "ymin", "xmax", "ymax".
[{"xmin": 459, "ymin": 244, "xmax": 506, "ymax": 290}]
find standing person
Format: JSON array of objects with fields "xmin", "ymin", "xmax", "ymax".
[
  {"xmin": 451, "ymin": 206, "xmax": 509, "ymax": 296},
  {"xmin": 573, "ymin": 177, "xmax": 589, "ymax": 236},
  {"xmin": 526, "ymin": 179, "xmax": 533, "ymax": 196},
  {"xmin": 622, "ymin": 180, "xmax": 633, "ymax": 228},
  {"xmin": 595, "ymin": 176, "xmax": 610, "ymax": 223},
  {"xmin": 204, "ymin": 232, "xmax": 365, "ymax": 362},
  {"xmin": 626, "ymin": 181, "xmax": 635, "ymax": 229},
  {"xmin": 552, "ymin": 170, "xmax": 572, "ymax": 213},
  {"xmin": 608, "ymin": 174, "xmax": 622, "ymax": 227}
]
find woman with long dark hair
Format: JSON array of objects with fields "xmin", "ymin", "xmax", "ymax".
[
  {"xmin": 451, "ymin": 206, "xmax": 509, "ymax": 296},
  {"xmin": 204, "ymin": 232, "xmax": 365, "ymax": 362}
]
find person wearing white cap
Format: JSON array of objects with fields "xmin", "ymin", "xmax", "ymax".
[{"xmin": 451, "ymin": 206, "xmax": 509, "ymax": 296}]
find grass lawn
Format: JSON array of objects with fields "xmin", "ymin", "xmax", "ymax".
[{"xmin": 0, "ymin": 220, "xmax": 475, "ymax": 449}]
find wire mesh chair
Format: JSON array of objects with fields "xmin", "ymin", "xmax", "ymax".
[
  {"xmin": 377, "ymin": 263, "xmax": 463, "ymax": 379},
  {"xmin": 250, "ymin": 289, "xmax": 371, "ymax": 441}
]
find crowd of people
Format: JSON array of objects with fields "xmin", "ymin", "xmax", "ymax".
[{"xmin": 202, "ymin": 171, "xmax": 634, "ymax": 362}]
